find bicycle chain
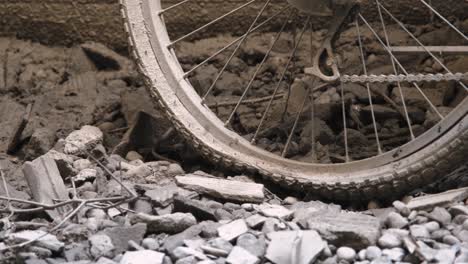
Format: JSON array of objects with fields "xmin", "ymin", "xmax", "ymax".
[{"xmin": 341, "ymin": 72, "xmax": 468, "ymax": 83}]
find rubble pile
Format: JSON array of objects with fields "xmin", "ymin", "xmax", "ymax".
[{"xmin": 0, "ymin": 125, "xmax": 468, "ymax": 263}]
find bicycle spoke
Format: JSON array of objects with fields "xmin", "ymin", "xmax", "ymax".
[
  {"xmin": 168, "ymin": 0, "xmax": 259, "ymax": 47},
  {"xmin": 376, "ymin": 0, "xmax": 468, "ymax": 92},
  {"xmin": 309, "ymin": 24, "xmax": 316, "ymax": 161},
  {"xmin": 224, "ymin": 9, "xmax": 294, "ymax": 126},
  {"xmin": 183, "ymin": 5, "xmax": 289, "ymax": 78},
  {"xmin": 355, "ymin": 19, "xmax": 382, "ymax": 155},
  {"xmin": 375, "ymin": 1, "xmax": 415, "ymax": 140},
  {"xmin": 158, "ymin": 0, "xmax": 193, "ymax": 15},
  {"xmin": 251, "ymin": 16, "xmax": 312, "ymax": 144},
  {"xmin": 419, "ymin": 0, "xmax": 468, "ymax": 42},
  {"xmin": 359, "ymin": 13, "xmax": 444, "ymax": 119}
]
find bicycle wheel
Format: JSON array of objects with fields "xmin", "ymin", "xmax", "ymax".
[{"xmin": 121, "ymin": 0, "xmax": 468, "ymax": 201}]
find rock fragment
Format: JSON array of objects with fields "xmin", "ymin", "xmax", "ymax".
[
  {"xmin": 89, "ymin": 234, "xmax": 114, "ymax": 259},
  {"xmin": 120, "ymin": 250, "xmax": 165, "ymax": 264},
  {"xmin": 173, "ymin": 196, "xmax": 216, "ymax": 221},
  {"xmin": 306, "ymin": 211, "xmax": 381, "ymax": 249},
  {"xmin": 175, "ymin": 175, "xmax": 264, "ymax": 203},
  {"xmin": 217, "ymin": 219, "xmax": 248, "ymax": 241},
  {"xmin": 64, "ymin": 125, "xmax": 103, "ymax": 155},
  {"xmin": 226, "ymin": 246, "xmax": 259, "ymax": 264},
  {"xmin": 257, "ymin": 204, "xmax": 293, "ymax": 220},
  {"xmin": 131, "ymin": 213, "xmax": 196, "ymax": 234},
  {"xmin": 103, "ymin": 223, "xmax": 147, "ymax": 254},
  {"xmin": 266, "ymin": 230, "xmax": 325, "ymax": 264}
]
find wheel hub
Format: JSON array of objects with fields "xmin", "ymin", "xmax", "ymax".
[{"xmin": 286, "ymin": 0, "xmax": 333, "ymax": 16}]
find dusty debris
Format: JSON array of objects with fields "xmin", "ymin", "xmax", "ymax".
[
  {"xmin": 175, "ymin": 175, "xmax": 265, "ymax": 203},
  {"xmin": 22, "ymin": 155, "xmax": 71, "ymax": 219}
]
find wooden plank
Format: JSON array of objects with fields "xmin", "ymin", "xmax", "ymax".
[
  {"xmin": 175, "ymin": 175, "xmax": 264, "ymax": 203},
  {"xmin": 23, "ymin": 156, "xmax": 71, "ymax": 219}
]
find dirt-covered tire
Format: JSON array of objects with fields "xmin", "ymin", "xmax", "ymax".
[{"xmin": 120, "ymin": 0, "xmax": 468, "ymax": 201}]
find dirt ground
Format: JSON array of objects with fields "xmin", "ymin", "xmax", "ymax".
[{"xmin": 1, "ymin": 0, "xmax": 466, "ymax": 52}]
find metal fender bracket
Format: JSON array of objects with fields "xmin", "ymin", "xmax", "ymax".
[{"xmin": 305, "ymin": 2, "xmax": 360, "ymax": 83}]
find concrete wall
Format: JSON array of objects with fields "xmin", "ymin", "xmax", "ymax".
[{"xmin": 0, "ymin": 0, "xmax": 466, "ymax": 52}]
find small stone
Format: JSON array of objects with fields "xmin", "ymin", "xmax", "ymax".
[
  {"xmin": 428, "ymin": 207, "xmax": 452, "ymax": 225},
  {"xmin": 223, "ymin": 203, "xmax": 241, "ymax": 213},
  {"xmin": 75, "ymin": 168, "xmax": 97, "ymax": 183},
  {"xmin": 257, "ymin": 204, "xmax": 293, "ymax": 220},
  {"xmin": 142, "ymin": 238, "xmax": 159, "ymax": 250},
  {"xmin": 226, "ymin": 246, "xmax": 259, "ymax": 264},
  {"xmin": 131, "ymin": 213, "xmax": 197, "ymax": 234},
  {"xmin": 199, "ymin": 221, "xmax": 221, "ymax": 238},
  {"xmin": 172, "ymin": 246, "xmax": 207, "ymax": 260},
  {"xmin": 283, "ymin": 197, "xmax": 299, "ymax": 205},
  {"xmin": 424, "ymin": 221, "xmax": 440, "ymax": 232},
  {"xmin": 443, "ymin": 235, "xmax": 460, "ymax": 245},
  {"xmin": 262, "ymin": 218, "xmax": 285, "ymax": 233},
  {"xmin": 145, "ymin": 186, "xmax": 178, "ymax": 207},
  {"xmin": 385, "ymin": 212, "xmax": 408, "ymax": 229},
  {"xmin": 337, "ymin": 247, "xmax": 356, "ymax": 262},
  {"xmin": 207, "ymin": 238, "xmax": 233, "ymax": 253},
  {"xmin": 392, "ymin": 201, "xmax": 410, "ymax": 216},
  {"xmin": 167, "ymin": 163, "xmax": 185, "ymax": 176},
  {"xmin": 382, "ymin": 248, "xmax": 405, "ymax": 262},
  {"xmin": 73, "ymin": 159, "xmax": 92, "ymax": 171},
  {"xmin": 448, "ymin": 205, "xmax": 468, "ymax": 217},
  {"xmin": 120, "ymin": 250, "xmax": 165, "ymax": 264},
  {"xmin": 456, "ymin": 230, "xmax": 468, "ymax": 242},
  {"xmin": 378, "ymin": 233, "xmax": 402, "ymax": 248},
  {"xmin": 217, "ymin": 219, "xmax": 248, "ymax": 241},
  {"xmin": 175, "ymin": 256, "xmax": 196, "ymax": 264},
  {"xmin": 164, "ymin": 225, "xmax": 203, "ymax": 253},
  {"xmin": 214, "ymin": 209, "xmax": 233, "ymax": 221},
  {"xmin": 410, "ymin": 225, "xmax": 430, "ymax": 239},
  {"xmin": 365, "ymin": 246, "xmax": 382, "ymax": 260},
  {"xmin": 434, "ymin": 248, "xmax": 457, "ymax": 264},
  {"xmin": 236, "ymin": 233, "xmax": 266, "ymax": 257},
  {"xmin": 126, "ymin": 151, "xmax": 143, "ymax": 161},
  {"xmin": 89, "ymin": 234, "xmax": 114, "ymax": 259},
  {"xmin": 64, "ymin": 125, "xmax": 103, "ymax": 155},
  {"xmin": 245, "ymin": 214, "xmax": 267, "ymax": 229}
]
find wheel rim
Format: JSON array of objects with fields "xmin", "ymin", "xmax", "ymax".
[{"xmin": 135, "ymin": 0, "xmax": 468, "ymax": 175}]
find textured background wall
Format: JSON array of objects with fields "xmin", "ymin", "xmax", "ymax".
[{"xmin": 0, "ymin": 0, "xmax": 466, "ymax": 53}]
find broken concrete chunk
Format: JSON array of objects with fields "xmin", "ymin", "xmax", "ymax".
[
  {"xmin": 291, "ymin": 201, "xmax": 341, "ymax": 226},
  {"xmin": 217, "ymin": 219, "xmax": 248, "ymax": 241},
  {"xmin": 173, "ymin": 196, "xmax": 217, "ymax": 221},
  {"xmin": 406, "ymin": 187, "xmax": 468, "ymax": 211},
  {"xmin": 120, "ymin": 250, "xmax": 165, "ymax": 264},
  {"xmin": 9, "ymin": 230, "xmax": 64, "ymax": 252},
  {"xmin": 226, "ymin": 246, "xmax": 260, "ymax": 264},
  {"xmin": 44, "ymin": 150, "xmax": 76, "ymax": 178},
  {"xmin": 64, "ymin": 125, "xmax": 103, "ymax": 155},
  {"xmin": 22, "ymin": 155, "xmax": 71, "ymax": 219},
  {"xmin": 131, "ymin": 213, "xmax": 197, "ymax": 234},
  {"xmin": 89, "ymin": 234, "xmax": 115, "ymax": 259},
  {"xmin": 266, "ymin": 231, "xmax": 325, "ymax": 264},
  {"xmin": 175, "ymin": 175, "xmax": 264, "ymax": 203},
  {"xmin": 257, "ymin": 204, "xmax": 293, "ymax": 220},
  {"xmin": 307, "ymin": 211, "xmax": 381, "ymax": 249}
]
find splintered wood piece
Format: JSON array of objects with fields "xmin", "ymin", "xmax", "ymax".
[
  {"xmin": 175, "ymin": 175, "xmax": 265, "ymax": 203},
  {"xmin": 23, "ymin": 156, "xmax": 71, "ymax": 219}
]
